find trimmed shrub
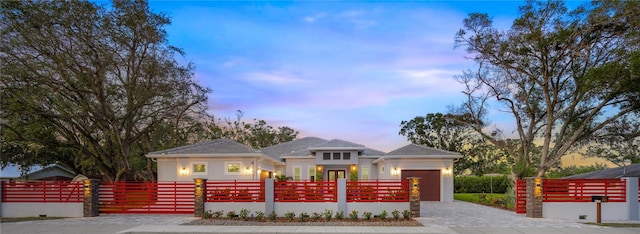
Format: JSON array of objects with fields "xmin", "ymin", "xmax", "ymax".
[{"xmin": 454, "ymin": 175, "xmax": 509, "ymax": 193}]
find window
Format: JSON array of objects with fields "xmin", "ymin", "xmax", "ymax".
[
  {"xmin": 361, "ymin": 166, "xmax": 369, "ymax": 180},
  {"xmin": 294, "ymin": 167, "xmax": 301, "ymax": 181},
  {"xmin": 323, "ymin": 153, "xmax": 331, "ymax": 160},
  {"xmin": 333, "ymin": 152, "xmax": 341, "ymax": 160},
  {"xmin": 343, "ymin": 152, "xmax": 351, "ymax": 160},
  {"xmin": 308, "ymin": 167, "xmax": 316, "ymax": 181},
  {"xmin": 225, "ymin": 161, "xmax": 241, "ymax": 175},
  {"xmin": 192, "ymin": 162, "xmax": 208, "ymax": 175}
]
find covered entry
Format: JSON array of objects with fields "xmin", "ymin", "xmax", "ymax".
[{"xmin": 401, "ymin": 170, "xmax": 440, "ymax": 201}]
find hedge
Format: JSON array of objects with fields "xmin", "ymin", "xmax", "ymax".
[{"xmin": 454, "ymin": 175, "xmax": 509, "ymax": 193}]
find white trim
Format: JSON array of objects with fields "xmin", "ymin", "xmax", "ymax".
[
  {"xmin": 293, "ymin": 166, "xmax": 302, "ymax": 181},
  {"xmin": 361, "ymin": 166, "xmax": 370, "ymax": 180},
  {"xmin": 191, "ymin": 162, "xmax": 208, "ymax": 176},
  {"xmin": 224, "ymin": 161, "xmax": 242, "ymax": 175},
  {"xmin": 307, "ymin": 166, "xmax": 316, "ymax": 181}
]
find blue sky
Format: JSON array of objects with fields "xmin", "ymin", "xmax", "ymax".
[{"xmin": 144, "ymin": 1, "xmax": 580, "ymax": 151}]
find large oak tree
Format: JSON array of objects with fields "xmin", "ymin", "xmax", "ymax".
[
  {"xmin": 1, "ymin": 0, "xmax": 210, "ymax": 181},
  {"xmin": 453, "ymin": 0, "xmax": 640, "ymax": 178}
]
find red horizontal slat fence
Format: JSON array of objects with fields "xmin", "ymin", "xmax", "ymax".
[
  {"xmin": 1, "ymin": 181, "xmax": 82, "ymax": 203},
  {"xmin": 275, "ymin": 181, "xmax": 337, "ymax": 202},
  {"xmin": 542, "ymin": 178, "xmax": 626, "ymax": 202},
  {"xmin": 99, "ymin": 181, "xmax": 194, "ymax": 214},
  {"xmin": 347, "ymin": 180, "xmax": 409, "ymax": 202},
  {"xmin": 206, "ymin": 180, "xmax": 265, "ymax": 202}
]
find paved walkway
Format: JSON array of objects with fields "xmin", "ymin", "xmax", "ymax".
[{"xmin": 1, "ymin": 201, "xmax": 638, "ymax": 234}]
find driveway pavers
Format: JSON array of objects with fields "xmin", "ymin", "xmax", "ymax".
[{"xmin": 1, "ymin": 201, "xmax": 638, "ymax": 234}]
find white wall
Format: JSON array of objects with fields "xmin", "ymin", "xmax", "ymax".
[
  {"xmin": 1, "ymin": 203, "xmax": 83, "ymax": 217},
  {"xmin": 276, "ymin": 202, "xmax": 339, "ymax": 216},
  {"xmin": 543, "ymin": 202, "xmax": 628, "ymax": 221},
  {"xmin": 159, "ymin": 157, "xmax": 274, "ymax": 182},
  {"xmin": 284, "ymin": 158, "xmax": 316, "ymax": 181}
]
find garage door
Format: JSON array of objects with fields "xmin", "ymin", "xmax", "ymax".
[{"xmin": 401, "ymin": 170, "xmax": 440, "ymax": 201}]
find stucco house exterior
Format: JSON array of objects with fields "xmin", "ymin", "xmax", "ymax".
[{"xmin": 147, "ymin": 137, "xmax": 462, "ymax": 202}]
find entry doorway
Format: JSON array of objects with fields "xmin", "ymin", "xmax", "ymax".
[{"xmin": 327, "ymin": 170, "xmax": 345, "ymax": 182}]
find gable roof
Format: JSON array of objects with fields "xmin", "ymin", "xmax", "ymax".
[
  {"xmin": 385, "ymin": 144, "xmax": 462, "ymax": 158},
  {"xmin": 563, "ymin": 164, "xmax": 640, "ymax": 179},
  {"xmin": 1, "ymin": 164, "xmax": 75, "ymax": 180},
  {"xmin": 147, "ymin": 139, "xmax": 260, "ymax": 157}
]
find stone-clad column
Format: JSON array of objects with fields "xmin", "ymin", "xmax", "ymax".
[
  {"xmin": 525, "ymin": 177, "xmax": 543, "ymax": 218},
  {"xmin": 83, "ymin": 179, "xmax": 100, "ymax": 217},
  {"xmin": 408, "ymin": 177, "xmax": 421, "ymax": 217},
  {"xmin": 194, "ymin": 178, "xmax": 207, "ymax": 217}
]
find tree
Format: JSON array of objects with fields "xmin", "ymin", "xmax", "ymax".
[
  {"xmin": 453, "ymin": 0, "xmax": 640, "ymax": 179},
  {"xmin": 399, "ymin": 113, "xmax": 509, "ymax": 175},
  {"xmin": 1, "ymin": 0, "xmax": 210, "ymax": 181},
  {"xmin": 204, "ymin": 111, "xmax": 299, "ymax": 149}
]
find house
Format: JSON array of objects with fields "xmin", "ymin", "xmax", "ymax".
[
  {"xmin": 563, "ymin": 164, "xmax": 640, "ymax": 179},
  {"xmin": 146, "ymin": 137, "xmax": 462, "ymax": 201},
  {"xmin": 0, "ymin": 164, "xmax": 76, "ymax": 181}
]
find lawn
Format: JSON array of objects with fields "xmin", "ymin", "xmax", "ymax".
[{"xmin": 454, "ymin": 193, "xmax": 514, "ymax": 210}]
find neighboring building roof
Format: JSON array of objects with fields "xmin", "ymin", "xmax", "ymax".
[
  {"xmin": 385, "ymin": 144, "xmax": 462, "ymax": 158},
  {"xmin": 563, "ymin": 164, "xmax": 640, "ymax": 179},
  {"xmin": 147, "ymin": 139, "xmax": 260, "ymax": 157},
  {"xmin": 260, "ymin": 137, "xmax": 327, "ymax": 159},
  {"xmin": 1, "ymin": 164, "xmax": 76, "ymax": 180}
]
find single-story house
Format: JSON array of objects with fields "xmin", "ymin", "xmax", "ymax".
[
  {"xmin": 564, "ymin": 164, "xmax": 640, "ymax": 179},
  {"xmin": 146, "ymin": 137, "xmax": 462, "ymax": 201},
  {"xmin": 0, "ymin": 164, "xmax": 76, "ymax": 181}
]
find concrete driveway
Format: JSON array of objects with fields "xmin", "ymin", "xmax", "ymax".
[{"xmin": 1, "ymin": 201, "xmax": 638, "ymax": 233}]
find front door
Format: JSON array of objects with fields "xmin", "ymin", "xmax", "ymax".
[{"xmin": 327, "ymin": 170, "xmax": 345, "ymax": 182}]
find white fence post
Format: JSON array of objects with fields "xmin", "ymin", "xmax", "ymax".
[
  {"xmin": 337, "ymin": 179, "xmax": 346, "ymax": 215},
  {"xmin": 265, "ymin": 179, "xmax": 274, "ymax": 215},
  {"xmin": 624, "ymin": 177, "xmax": 639, "ymax": 220}
]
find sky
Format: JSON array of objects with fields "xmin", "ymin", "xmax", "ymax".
[{"xmin": 142, "ymin": 1, "xmax": 583, "ymax": 152}]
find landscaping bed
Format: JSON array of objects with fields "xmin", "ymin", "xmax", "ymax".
[{"xmin": 185, "ymin": 209, "xmax": 422, "ymax": 226}]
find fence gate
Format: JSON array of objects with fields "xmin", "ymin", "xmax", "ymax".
[
  {"xmin": 515, "ymin": 179, "xmax": 526, "ymax": 214},
  {"xmin": 99, "ymin": 181, "xmax": 194, "ymax": 214}
]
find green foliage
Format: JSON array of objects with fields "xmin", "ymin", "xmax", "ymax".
[
  {"xmin": 254, "ymin": 211, "xmax": 265, "ymax": 221},
  {"xmin": 239, "ymin": 209, "xmax": 250, "ymax": 220},
  {"xmin": 454, "ymin": 175, "xmax": 509, "ymax": 193},
  {"xmin": 349, "ymin": 210, "xmax": 359, "ymax": 220},
  {"xmin": 323, "ymin": 209, "xmax": 333, "ymax": 221},
  {"xmin": 378, "ymin": 210, "xmax": 387, "ymax": 220},
  {"xmin": 298, "ymin": 212, "xmax": 309, "ymax": 222},
  {"xmin": 207, "ymin": 110, "xmax": 299, "ymax": 149},
  {"xmin": 204, "ymin": 210, "xmax": 213, "ymax": 219},
  {"xmin": 391, "ymin": 210, "xmax": 400, "ymax": 221},
  {"xmin": 268, "ymin": 211, "xmax": 277, "ymax": 221},
  {"xmin": 363, "ymin": 212, "xmax": 372, "ymax": 221},
  {"xmin": 212, "ymin": 210, "xmax": 224, "ymax": 218},
  {"xmin": 226, "ymin": 211, "xmax": 236, "ymax": 219},
  {"xmin": 275, "ymin": 175, "xmax": 293, "ymax": 182},
  {"xmin": 545, "ymin": 164, "xmax": 609, "ymax": 178},
  {"xmin": 311, "ymin": 212, "xmax": 322, "ymax": 221},
  {"xmin": 402, "ymin": 210, "xmax": 411, "ymax": 220},
  {"xmin": 284, "ymin": 211, "xmax": 295, "ymax": 221},
  {"xmin": 335, "ymin": 211, "xmax": 344, "ymax": 220}
]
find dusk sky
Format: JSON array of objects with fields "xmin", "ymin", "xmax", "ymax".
[{"xmin": 143, "ymin": 1, "xmax": 585, "ymax": 152}]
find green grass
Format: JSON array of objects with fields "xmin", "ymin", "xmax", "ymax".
[
  {"xmin": 584, "ymin": 222, "xmax": 640, "ymax": 228},
  {"xmin": 454, "ymin": 193, "xmax": 514, "ymax": 210},
  {"xmin": 0, "ymin": 217, "xmax": 66, "ymax": 223}
]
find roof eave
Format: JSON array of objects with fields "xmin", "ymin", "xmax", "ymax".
[{"xmin": 146, "ymin": 153, "xmax": 264, "ymax": 158}]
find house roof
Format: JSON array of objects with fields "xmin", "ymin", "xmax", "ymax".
[
  {"xmin": 147, "ymin": 139, "xmax": 260, "ymax": 157},
  {"xmin": 308, "ymin": 139, "xmax": 365, "ymax": 151},
  {"xmin": 563, "ymin": 164, "xmax": 640, "ymax": 179},
  {"xmin": 385, "ymin": 144, "xmax": 462, "ymax": 158},
  {"xmin": 260, "ymin": 137, "xmax": 328, "ymax": 159}
]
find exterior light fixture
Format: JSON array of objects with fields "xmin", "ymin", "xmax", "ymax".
[
  {"xmin": 391, "ymin": 167, "xmax": 400, "ymax": 176},
  {"xmin": 180, "ymin": 167, "xmax": 188, "ymax": 176}
]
